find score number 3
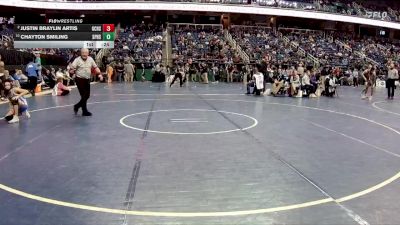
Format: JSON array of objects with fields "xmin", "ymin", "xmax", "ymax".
[{"xmin": 102, "ymin": 24, "xmax": 115, "ymax": 32}]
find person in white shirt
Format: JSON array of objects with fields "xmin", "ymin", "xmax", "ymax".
[
  {"xmin": 352, "ymin": 68, "xmax": 359, "ymax": 87},
  {"xmin": 297, "ymin": 62, "xmax": 304, "ymax": 77},
  {"xmin": 324, "ymin": 74, "xmax": 338, "ymax": 97},
  {"xmin": 69, "ymin": 48, "xmax": 100, "ymax": 116},
  {"xmin": 246, "ymin": 64, "xmax": 264, "ymax": 96},
  {"xmin": 289, "ymin": 69, "xmax": 300, "ymax": 97},
  {"xmin": 387, "ymin": 63, "xmax": 399, "ymax": 100},
  {"xmin": 301, "ymin": 70, "xmax": 316, "ymax": 97}
]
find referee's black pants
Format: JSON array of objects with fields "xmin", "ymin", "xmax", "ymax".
[
  {"xmin": 75, "ymin": 77, "xmax": 91, "ymax": 113},
  {"xmin": 170, "ymin": 73, "xmax": 183, "ymax": 87},
  {"xmin": 387, "ymin": 78, "xmax": 396, "ymax": 98}
]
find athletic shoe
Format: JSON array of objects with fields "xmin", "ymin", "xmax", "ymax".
[
  {"xmin": 82, "ymin": 111, "xmax": 92, "ymax": 116},
  {"xmin": 73, "ymin": 105, "xmax": 79, "ymax": 115},
  {"xmin": 368, "ymin": 96, "xmax": 372, "ymax": 101},
  {"xmin": 23, "ymin": 111, "xmax": 31, "ymax": 119},
  {"xmin": 8, "ymin": 116, "xmax": 19, "ymax": 124}
]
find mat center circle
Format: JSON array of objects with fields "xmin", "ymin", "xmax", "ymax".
[{"xmin": 119, "ymin": 109, "xmax": 258, "ymax": 135}]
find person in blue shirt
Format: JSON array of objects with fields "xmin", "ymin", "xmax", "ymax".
[
  {"xmin": 25, "ymin": 58, "xmax": 38, "ymax": 96},
  {"xmin": 35, "ymin": 53, "xmax": 42, "ymax": 77}
]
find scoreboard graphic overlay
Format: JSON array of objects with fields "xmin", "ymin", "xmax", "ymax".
[{"xmin": 14, "ymin": 20, "xmax": 115, "ymax": 49}]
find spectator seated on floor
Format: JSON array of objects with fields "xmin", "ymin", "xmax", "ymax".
[
  {"xmin": 52, "ymin": 77, "xmax": 71, "ymax": 96},
  {"xmin": 3, "ymin": 70, "xmax": 21, "ymax": 88},
  {"xmin": 323, "ymin": 74, "xmax": 338, "ymax": 97},
  {"xmin": 152, "ymin": 63, "xmax": 166, "ymax": 83},
  {"xmin": 12, "ymin": 70, "xmax": 28, "ymax": 87},
  {"xmin": 246, "ymin": 64, "xmax": 264, "ymax": 96},
  {"xmin": 42, "ymin": 68, "xmax": 56, "ymax": 89}
]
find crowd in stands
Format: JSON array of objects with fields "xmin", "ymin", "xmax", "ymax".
[
  {"xmin": 0, "ymin": 17, "xmax": 14, "ymax": 50},
  {"xmin": 336, "ymin": 34, "xmax": 400, "ymax": 66},
  {"xmin": 230, "ymin": 26, "xmax": 312, "ymax": 67},
  {"xmin": 110, "ymin": 24, "xmax": 164, "ymax": 65},
  {"xmin": 42, "ymin": 0, "xmax": 400, "ymax": 23},
  {"xmin": 281, "ymin": 29, "xmax": 367, "ymax": 69},
  {"xmin": 171, "ymin": 26, "xmax": 240, "ymax": 65}
]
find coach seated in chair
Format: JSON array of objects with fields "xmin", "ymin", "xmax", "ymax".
[
  {"xmin": 288, "ymin": 69, "xmax": 301, "ymax": 97},
  {"xmin": 271, "ymin": 73, "xmax": 286, "ymax": 96},
  {"xmin": 310, "ymin": 70, "xmax": 319, "ymax": 95},
  {"xmin": 246, "ymin": 64, "xmax": 264, "ymax": 96}
]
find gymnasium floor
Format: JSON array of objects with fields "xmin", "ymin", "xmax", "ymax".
[{"xmin": 0, "ymin": 82, "xmax": 399, "ymax": 225}]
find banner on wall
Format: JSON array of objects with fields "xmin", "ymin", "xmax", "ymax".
[{"xmin": 365, "ymin": 11, "xmax": 388, "ymax": 20}]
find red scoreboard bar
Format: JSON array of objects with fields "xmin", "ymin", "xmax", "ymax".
[{"xmin": 102, "ymin": 24, "xmax": 115, "ymax": 32}]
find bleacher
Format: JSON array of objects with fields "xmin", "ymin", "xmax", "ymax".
[
  {"xmin": 171, "ymin": 25, "xmax": 238, "ymax": 64},
  {"xmin": 112, "ymin": 24, "xmax": 163, "ymax": 64}
]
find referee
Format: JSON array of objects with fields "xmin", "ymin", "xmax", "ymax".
[{"xmin": 69, "ymin": 48, "xmax": 100, "ymax": 116}]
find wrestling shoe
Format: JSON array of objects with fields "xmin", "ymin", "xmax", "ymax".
[
  {"xmin": 23, "ymin": 111, "xmax": 31, "ymax": 119},
  {"xmin": 8, "ymin": 116, "xmax": 19, "ymax": 124}
]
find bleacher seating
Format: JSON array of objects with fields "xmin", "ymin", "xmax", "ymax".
[
  {"xmin": 112, "ymin": 24, "xmax": 163, "ymax": 64},
  {"xmin": 171, "ymin": 26, "xmax": 240, "ymax": 64}
]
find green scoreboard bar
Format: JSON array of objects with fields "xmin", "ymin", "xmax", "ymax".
[{"xmin": 102, "ymin": 32, "xmax": 115, "ymax": 41}]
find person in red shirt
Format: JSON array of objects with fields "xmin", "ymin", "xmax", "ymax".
[{"xmin": 53, "ymin": 77, "xmax": 71, "ymax": 96}]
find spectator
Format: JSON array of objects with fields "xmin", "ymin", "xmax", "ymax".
[
  {"xmin": 246, "ymin": 64, "xmax": 264, "ymax": 95},
  {"xmin": 115, "ymin": 61, "xmax": 124, "ymax": 82},
  {"xmin": 0, "ymin": 54, "xmax": 5, "ymax": 100},
  {"xmin": 352, "ymin": 68, "xmax": 359, "ymax": 87},
  {"xmin": 106, "ymin": 64, "xmax": 114, "ymax": 83},
  {"xmin": 25, "ymin": 58, "xmax": 39, "ymax": 96},
  {"xmin": 12, "ymin": 70, "xmax": 28, "ymax": 85},
  {"xmin": 52, "ymin": 77, "xmax": 71, "ymax": 96},
  {"xmin": 35, "ymin": 52, "xmax": 42, "ymax": 78},
  {"xmin": 124, "ymin": 61, "xmax": 135, "ymax": 83},
  {"xmin": 386, "ymin": 63, "xmax": 399, "ymax": 99}
]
